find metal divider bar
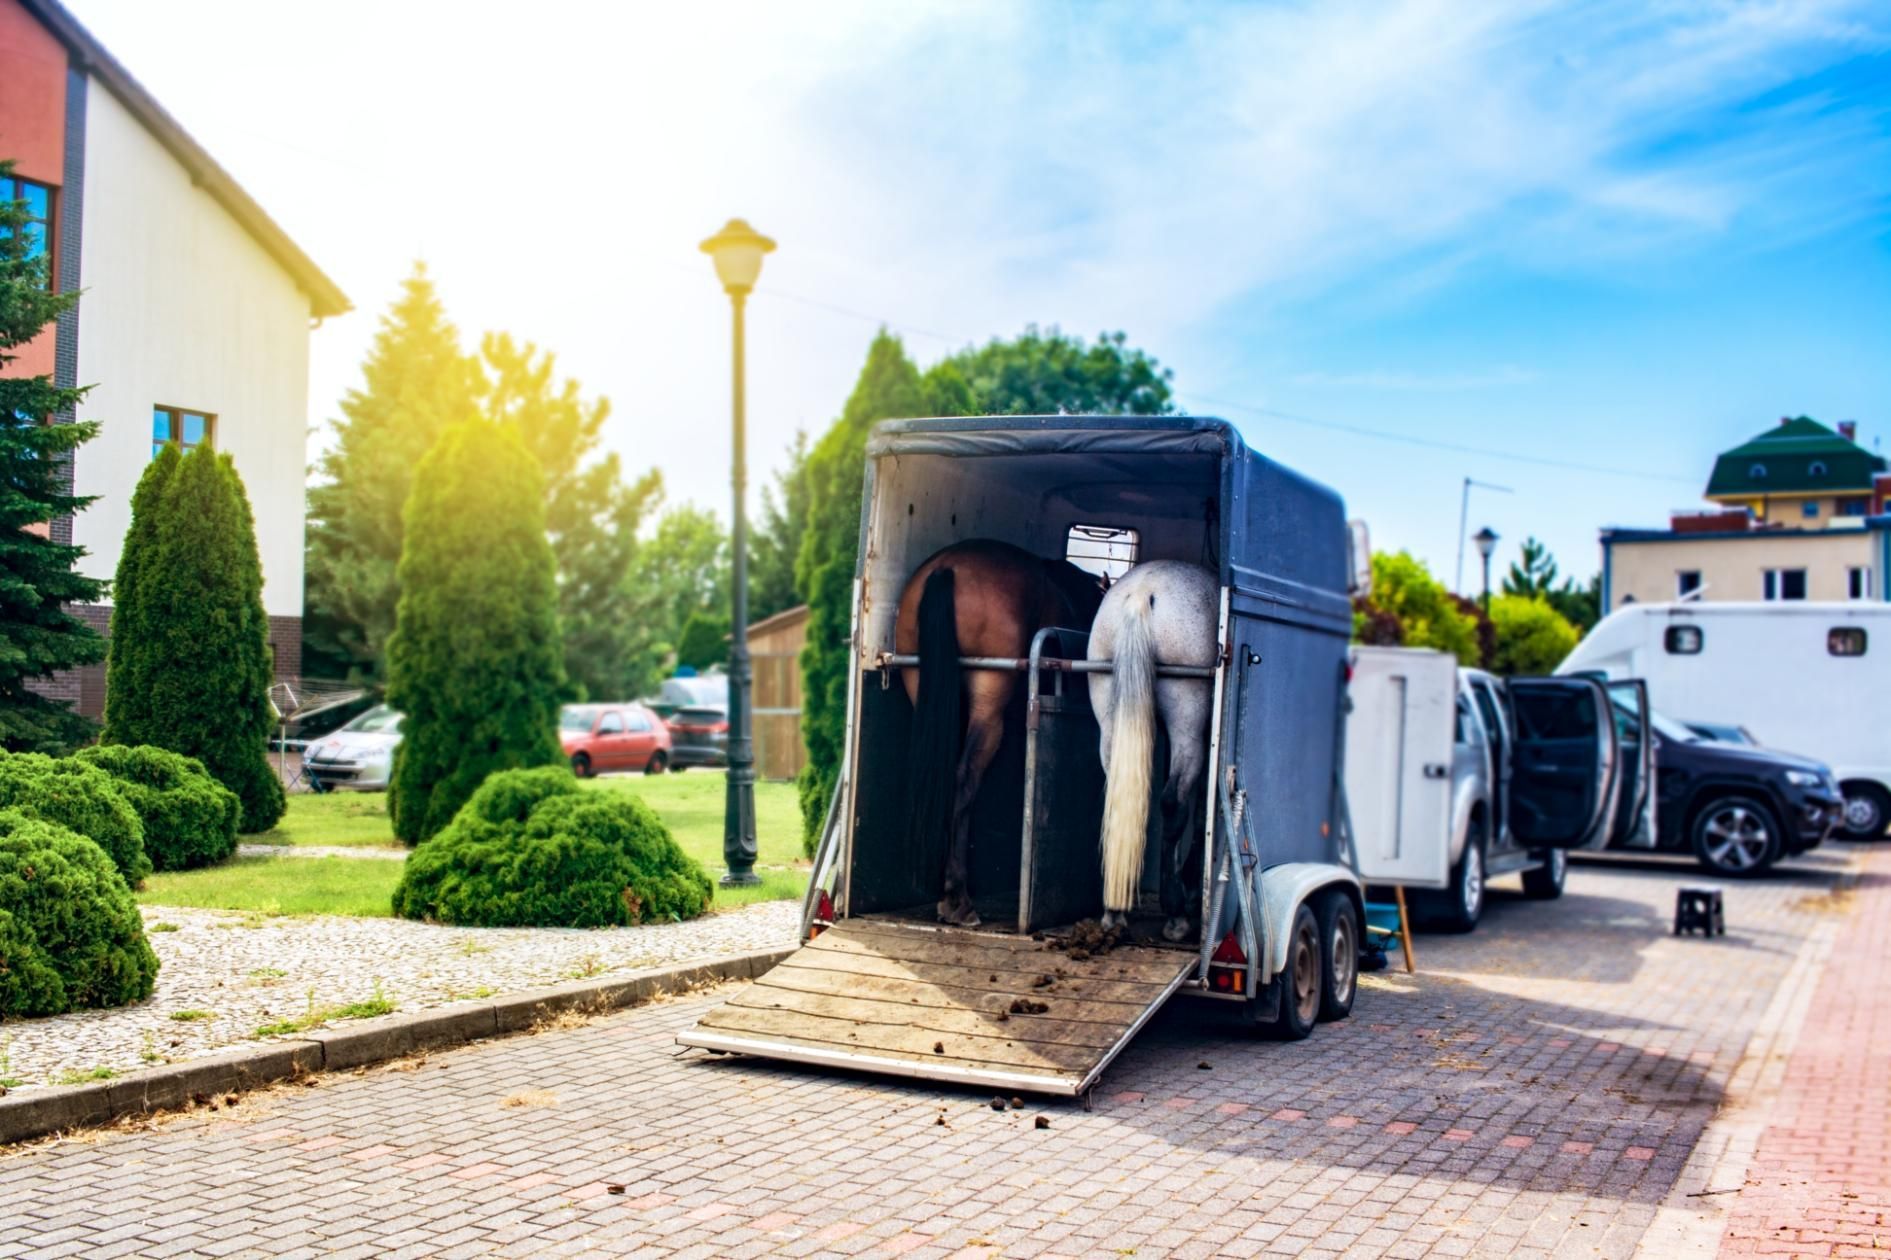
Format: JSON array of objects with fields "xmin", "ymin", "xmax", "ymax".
[{"xmin": 877, "ymin": 652, "xmax": 1216, "ymax": 680}]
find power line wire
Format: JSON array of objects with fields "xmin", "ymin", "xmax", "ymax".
[{"xmin": 1179, "ymin": 393, "xmax": 1702, "ymax": 487}]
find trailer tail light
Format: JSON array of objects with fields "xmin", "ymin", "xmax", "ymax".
[
  {"xmin": 1208, "ymin": 930, "xmax": 1247, "ymax": 993},
  {"xmin": 809, "ymin": 889, "xmax": 835, "ymax": 938}
]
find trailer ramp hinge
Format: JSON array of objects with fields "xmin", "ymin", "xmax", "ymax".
[{"xmin": 879, "ymin": 661, "xmax": 892, "ymax": 690}]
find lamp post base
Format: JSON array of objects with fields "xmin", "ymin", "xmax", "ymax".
[{"xmin": 720, "ymin": 870, "xmax": 762, "ymax": 888}]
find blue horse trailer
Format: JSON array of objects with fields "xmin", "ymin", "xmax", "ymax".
[{"xmin": 680, "ymin": 415, "xmax": 1369, "ymax": 1097}]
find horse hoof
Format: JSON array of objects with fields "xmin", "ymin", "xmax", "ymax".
[
  {"xmin": 1100, "ymin": 909, "xmax": 1125, "ymax": 931},
  {"xmin": 937, "ymin": 900, "xmax": 980, "ymax": 928},
  {"xmin": 1162, "ymin": 917, "xmax": 1192, "ymax": 944}
]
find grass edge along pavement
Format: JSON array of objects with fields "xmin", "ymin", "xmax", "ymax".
[{"xmin": 0, "ymin": 946, "xmax": 795, "ymax": 1147}]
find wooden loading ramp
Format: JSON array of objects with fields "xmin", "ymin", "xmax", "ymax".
[{"xmin": 677, "ymin": 920, "xmax": 1195, "ymax": 1097}]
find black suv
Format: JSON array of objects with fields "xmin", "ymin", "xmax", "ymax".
[{"xmin": 1640, "ymin": 708, "xmax": 1843, "ymax": 876}]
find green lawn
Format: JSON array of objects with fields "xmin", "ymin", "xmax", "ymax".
[
  {"xmin": 141, "ymin": 771, "xmax": 808, "ymax": 918},
  {"xmin": 138, "ymin": 856, "xmax": 403, "ymax": 917}
]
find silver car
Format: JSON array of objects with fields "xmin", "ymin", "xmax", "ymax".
[{"xmin": 303, "ymin": 705, "xmax": 403, "ymax": 792}]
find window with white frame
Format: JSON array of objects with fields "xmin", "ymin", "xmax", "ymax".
[
  {"xmin": 1763, "ymin": 568, "xmax": 1807, "ymax": 601},
  {"xmin": 1065, "ymin": 524, "xmax": 1139, "ymax": 579},
  {"xmin": 1849, "ymin": 567, "xmax": 1872, "ymax": 601},
  {"xmin": 1676, "ymin": 570, "xmax": 1702, "ymax": 598}
]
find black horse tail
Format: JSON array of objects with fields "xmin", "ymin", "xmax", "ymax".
[{"xmin": 906, "ymin": 567, "xmax": 962, "ymax": 880}]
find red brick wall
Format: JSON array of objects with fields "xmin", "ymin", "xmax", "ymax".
[{"xmin": 0, "ymin": 0, "xmax": 67, "ymax": 378}]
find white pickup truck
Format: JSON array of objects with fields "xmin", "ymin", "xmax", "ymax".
[{"xmin": 1345, "ymin": 647, "xmax": 1655, "ymax": 932}]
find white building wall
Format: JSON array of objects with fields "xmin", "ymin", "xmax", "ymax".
[{"xmin": 72, "ymin": 81, "xmax": 311, "ymax": 617}]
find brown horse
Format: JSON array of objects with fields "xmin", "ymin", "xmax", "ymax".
[{"xmin": 896, "ymin": 539, "xmax": 1104, "ymax": 926}]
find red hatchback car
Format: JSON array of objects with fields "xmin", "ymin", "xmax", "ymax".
[{"xmin": 560, "ymin": 703, "xmax": 672, "ymax": 776}]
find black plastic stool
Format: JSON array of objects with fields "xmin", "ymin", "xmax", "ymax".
[{"xmin": 1675, "ymin": 886, "xmax": 1725, "ymax": 937}]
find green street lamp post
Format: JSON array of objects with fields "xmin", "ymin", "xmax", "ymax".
[
  {"xmin": 1475, "ymin": 526, "xmax": 1499, "ymax": 616},
  {"xmin": 700, "ymin": 218, "xmax": 775, "ymax": 887}
]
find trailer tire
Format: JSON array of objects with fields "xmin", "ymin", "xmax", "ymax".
[
  {"xmin": 1270, "ymin": 903, "xmax": 1321, "ymax": 1041},
  {"xmin": 1317, "ymin": 892, "xmax": 1359, "ymax": 1023}
]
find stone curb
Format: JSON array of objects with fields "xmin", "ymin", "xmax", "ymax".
[{"xmin": 0, "ymin": 944, "xmax": 795, "ymax": 1148}]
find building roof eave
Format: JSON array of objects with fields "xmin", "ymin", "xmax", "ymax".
[{"xmin": 21, "ymin": 0, "xmax": 351, "ymax": 319}]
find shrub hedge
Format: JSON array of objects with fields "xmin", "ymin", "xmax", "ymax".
[
  {"xmin": 0, "ymin": 751, "xmax": 150, "ymax": 885},
  {"xmin": 74, "ymin": 744, "xmax": 240, "ymax": 871},
  {"xmin": 391, "ymin": 767, "xmax": 713, "ymax": 928},
  {"xmin": 0, "ymin": 810, "xmax": 159, "ymax": 1018}
]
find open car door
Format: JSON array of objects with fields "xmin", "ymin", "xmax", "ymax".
[
  {"xmin": 1604, "ymin": 680, "xmax": 1657, "ymax": 849},
  {"xmin": 1504, "ymin": 677, "xmax": 1620, "ymax": 850}
]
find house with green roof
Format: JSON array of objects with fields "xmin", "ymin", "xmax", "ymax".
[
  {"xmin": 1705, "ymin": 416, "xmax": 1887, "ymax": 528},
  {"xmin": 1600, "ymin": 416, "xmax": 1891, "ymax": 610}
]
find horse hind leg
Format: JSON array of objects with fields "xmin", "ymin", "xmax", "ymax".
[
  {"xmin": 939, "ymin": 686, "xmax": 1008, "ymax": 927},
  {"xmin": 1158, "ymin": 704, "xmax": 1209, "ymax": 943}
]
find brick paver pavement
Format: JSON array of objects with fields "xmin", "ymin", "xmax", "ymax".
[
  {"xmin": 0, "ymin": 846, "xmax": 1870, "ymax": 1259},
  {"xmin": 1717, "ymin": 844, "xmax": 1891, "ymax": 1257}
]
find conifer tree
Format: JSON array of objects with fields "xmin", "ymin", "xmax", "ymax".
[
  {"xmin": 385, "ymin": 420, "xmax": 565, "ymax": 845},
  {"xmin": 103, "ymin": 446, "xmax": 285, "ymax": 832},
  {"xmin": 0, "ymin": 160, "xmax": 106, "ymax": 752},
  {"xmin": 304, "ymin": 263, "xmax": 484, "ymax": 682}
]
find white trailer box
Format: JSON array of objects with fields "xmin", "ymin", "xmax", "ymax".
[
  {"xmin": 1558, "ymin": 601, "xmax": 1891, "ymax": 837},
  {"xmin": 1346, "ymin": 646, "xmax": 1456, "ymax": 889}
]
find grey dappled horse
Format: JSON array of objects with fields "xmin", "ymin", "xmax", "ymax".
[{"xmin": 1087, "ymin": 560, "xmax": 1218, "ymax": 942}]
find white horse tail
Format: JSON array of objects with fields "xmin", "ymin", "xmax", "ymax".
[{"xmin": 1101, "ymin": 594, "xmax": 1157, "ymax": 912}]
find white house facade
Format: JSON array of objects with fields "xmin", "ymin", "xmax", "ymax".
[{"xmin": 1, "ymin": 0, "xmax": 347, "ymax": 717}]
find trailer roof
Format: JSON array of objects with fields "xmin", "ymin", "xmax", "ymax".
[{"xmin": 867, "ymin": 414, "xmax": 1242, "ymax": 459}]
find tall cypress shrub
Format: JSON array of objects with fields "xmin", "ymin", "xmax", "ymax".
[
  {"xmin": 102, "ymin": 446, "xmax": 284, "ymax": 832},
  {"xmin": 386, "ymin": 420, "xmax": 565, "ymax": 845}
]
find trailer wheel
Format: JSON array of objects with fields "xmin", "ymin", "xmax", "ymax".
[
  {"xmin": 1839, "ymin": 781, "xmax": 1890, "ymax": 840},
  {"xmin": 1317, "ymin": 892, "xmax": 1358, "ymax": 1023},
  {"xmin": 1271, "ymin": 903, "xmax": 1321, "ymax": 1041}
]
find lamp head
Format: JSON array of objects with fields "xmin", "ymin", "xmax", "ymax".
[
  {"xmin": 1473, "ymin": 526, "xmax": 1499, "ymax": 560},
  {"xmin": 699, "ymin": 218, "xmax": 776, "ymax": 295}
]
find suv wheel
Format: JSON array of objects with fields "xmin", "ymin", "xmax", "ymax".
[
  {"xmin": 1430, "ymin": 819, "xmax": 1487, "ymax": 933},
  {"xmin": 1839, "ymin": 782, "xmax": 1890, "ymax": 840},
  {"xmin": 1692, "ymin": 796, "xmax": 1779, "ymax": 875},
  {"xmin": 1520, "ymin": 848, "xmax": 1567, "ymax": 900}
]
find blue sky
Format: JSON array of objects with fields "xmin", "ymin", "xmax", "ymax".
[{"xmin": 63, "ymin": 0, "xmax": 1891, "ymax": 592}]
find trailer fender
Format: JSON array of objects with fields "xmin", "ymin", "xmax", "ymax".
[{"xmin": 1259, "ymin": 862, "xmax": 1363, "ymax": 982}]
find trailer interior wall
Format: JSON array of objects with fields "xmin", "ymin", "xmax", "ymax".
[{"xmin": 848, "ymin": 446, "xmax": 1221, "ymax": 925}]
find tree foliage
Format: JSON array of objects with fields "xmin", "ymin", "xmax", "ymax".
[
  {"xmin": 1502, "ymin": 536, "xmax": 1600, "ymax": 633},
  {"xmin": 0, "ymin": 810, "xmax": 159, "ymax": 1018},
  {"xmin": 483, "ymin": 333, "xmax": 663, "ymax": 701},
  {"xmin": 101, "ymin": 445, "xmax": 284, "ymax": 832},
  {"xmin": 391, "ymin": 766, "xmax": 712, "ymax": 927},
  {"xmin": 750, "ymin": 430, "xmax": 810, "ymax": 622},
  {"xmin": 926, "ymin": 326, "xmax": 1176, "ymax": 417},
  {"xmin": 304, "ymin": 264, "xmax": 485, "ymax": 684},
  {"xmin": 74, "ymin": 743, "xmax": 240, "ymax": 871},
  {"xmin": 1488, "ymin": 594, "xmax": 1580, "ymax": 676},
  {"xmin": 385, "ymin": 420, "xmax": 566, "ymax": 845},
  {"xmin": 674, "ymin": 611, "xmax": 730, "ymax": 672},
  {"xmin": 306, "ymin": 268, "xmax": 675, "ymax": 699},
  {"xmin": 1352, "ymin": 551, "xmax": 1484, "ymax": 666},
  {"xmin": 0, "ymin": 160, "xmax": 106, "ymax": 753},
  {"xmin": 0, "ymin": 751, "xmax": 149, "ymax": 885}
]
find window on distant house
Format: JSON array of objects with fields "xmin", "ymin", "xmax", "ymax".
[
  {"xmin": 151, "ymin": 406, "xmax": 215, "ymax": 459},
  {"xmin": 0, "ymin": 174, "xmax": 55, "ymax": 279},
  {"xmin": 1749, "ymin": 463, "xmax": 1767, "ymax": 480},
  {"xmin": 1839, "ymin": 497, "xmax": 1869, "ymax": 517},
  {"xmin": 1829, "ymin": 628, "xmax": 1867, "ymax": 657},
  {"xmin": 1803, "ymin": 500, "xmax": 1821, "ymax": 519},
  {"xmin": 1849, "ymin": 567, "xmax": 1872, "ymax": 600},
  {"xmin": 1065, "ymin": 524, "xmax": 1140, "ymax": 580},
  {"xmin": 1762, "ymin": 568, "xmax": 1807, "ymax": 601},
  {"xmin": 1676, "ymin": 570, "xmax": 1702, "ymax": 598},
  {"xmin": 1809, "ymin": 461, "xmax": 1828, "ymax": 479}
]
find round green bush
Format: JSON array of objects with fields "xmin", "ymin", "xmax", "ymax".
[
  {"xmin": 73, "ymin": 744, "xmax": 240, "ymax": 872},
  {"xmin": 0, "ymin": 751, "xmax": 151, "ymax": 885},
  {"xmin": 392, "ymin": 767, "xmax": 714, "ymax": 927},
  {"xmin": 0, "ymin": 810, "xmax": 160, "ymax": 1018}
]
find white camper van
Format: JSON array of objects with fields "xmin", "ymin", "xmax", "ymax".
[{"xmin": 1558, "ymin": 602, "xmax": 1891, "ymax": 838}]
